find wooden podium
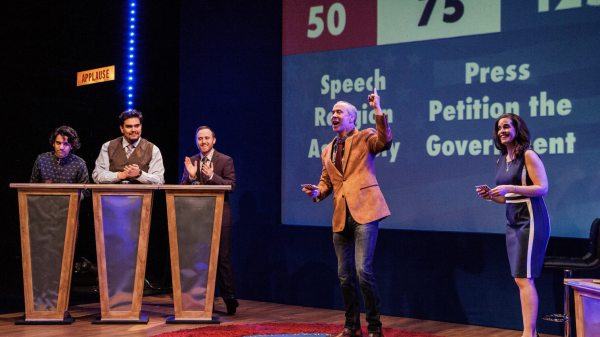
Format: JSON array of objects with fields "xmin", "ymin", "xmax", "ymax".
[
  {"xmin": 10, "ymin": 183, "xmax": 84, "ymax": 325},
  {"xmin": 566, "ymin": 279, "xmax": 600, "ymax": 337},
  {"xmin": 160, "ymin": 185, "xmax": 231, "ymax": 324},
  {"xmin": 86, "ymin": 184, "xmax": 158, "ymax": 324}
]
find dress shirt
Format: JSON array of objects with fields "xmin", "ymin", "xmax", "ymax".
[
  {"xmin": 92, "ymin": 137, "xmax": 165, "ymax": 184},
  {"xmin": 29, "ymin": 152, "xmax": 91, "ymax": 198}
]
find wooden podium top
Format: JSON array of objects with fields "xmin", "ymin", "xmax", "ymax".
[
  {"xmin": 84, "ymin": 184, "xmax": 159, "ymax": 190},
  {"xmin": 565, "ymin": 279, "xmax": 600, "ymax": 292},
  {"xmin": 158, "ymin": 184, "xmax": 232, "ymax": 191},
  {"xmin": 10, "ymin": 183, "xmax": 87, "ymax": 189},
  {"xmin": 10, "ymin": 183, "xmax": 232, "ymax": 192}
]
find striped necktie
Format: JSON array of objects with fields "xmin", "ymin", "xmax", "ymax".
[
  {"xmin": 126, "ymin": 144, "xmax": 135, "ymax": 158},
  {"xmin": 200, "ymin": 157, "xmax": 208, "ymax": 183}
]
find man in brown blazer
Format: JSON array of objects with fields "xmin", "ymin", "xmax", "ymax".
[
  {"xmin": 180, "ymin": 126, "xmax": 238, "ymax": 314},
  {"xmin": 303, "ymin": 89, "xmax": 391, "ymax": 337}
]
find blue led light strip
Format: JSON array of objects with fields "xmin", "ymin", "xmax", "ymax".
[{"xmin": 127, "ymin": 2, "xmax": 136, "ymax": 110}]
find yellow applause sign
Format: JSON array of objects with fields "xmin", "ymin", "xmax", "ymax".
[{"xmin": 77, "ymin": 65, "xmax": 115, "ymax": 86}]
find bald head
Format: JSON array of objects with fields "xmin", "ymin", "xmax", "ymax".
[{"xmin": 335, "ymin": 101, "xmax": 357, "ymax": 125}]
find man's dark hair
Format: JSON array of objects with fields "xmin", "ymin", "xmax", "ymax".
[
  {"xmin": 119, "ymin": 109, "xmax": 143, "ymax": 126},
  {"xmin": 49, "ymin": 126, "xmax": 81, "ymax": 151},
  {"xmin": 196, "ymin": 126, "xmax": 215, "ymax": 138},
  {"xmin": 493, "ymin": 113, "xmax": 531, "ymax": 159}
]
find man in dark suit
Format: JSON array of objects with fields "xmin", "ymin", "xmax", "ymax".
[{"xmin": 180, "ymin": 126, "xmax": 238, "ymax": 314}]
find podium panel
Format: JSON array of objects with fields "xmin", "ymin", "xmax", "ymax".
[
  {"xmin": 161, "ymin": 185, "xmax": 230, "ymax": 324},
  {"xmin": 101, "ymin": 195, "xmax": 143, "ymax": 312},
  {"xmin": 10, "ymin": 183, "xmax": 84, "ymax": 325},
  {"xmin": 174, "ymin": 196, "xmax": 216, "ymax": 311},
  {"xmin": 88, "ymin": 185, "xmax": 157, "ymax": 324},
  {"xmin": 28, "ymin": 195, "xmax": 70, "ymax": 312}
]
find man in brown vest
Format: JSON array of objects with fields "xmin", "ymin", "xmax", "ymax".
[{"xmin": 92, "ymin": 109, "xmax": 165, "ymax": 184}]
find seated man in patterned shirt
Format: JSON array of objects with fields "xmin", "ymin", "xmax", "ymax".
[{"xmin": 29, "ymin": 125, "xmax": 90, "ymax": 198}]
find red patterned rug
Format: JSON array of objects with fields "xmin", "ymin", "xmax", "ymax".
[{"xmin": 153, "ymin": 322, "xmax": 444, "ymax": 337}]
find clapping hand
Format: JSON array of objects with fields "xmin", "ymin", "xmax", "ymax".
[
  {"xmin": 118, "ymin": 164, "xmax": 140, "ymax": 180},
  {"xmin": 127, "ymin": 164, "xmax": 140, "ymax": 177},
  {"xmin": 201, "ymin": 162, "xmax": 214, "ymax": 180},
  {"xmin": 184, "ymin": 157, "xmax": 197, "ymax": 178}
]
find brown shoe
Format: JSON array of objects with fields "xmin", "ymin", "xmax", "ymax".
[
  {"xmin": 367, "ymin": 333, "xmax": 384, "ymax": 337},
  {"xmin": 328, "ymin": 327, "xmax": 363, "ymax": 337}
]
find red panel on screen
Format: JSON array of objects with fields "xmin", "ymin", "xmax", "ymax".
[{"xmin": 283, "ymin": 0, "xmax": 377, "ymax": 56}]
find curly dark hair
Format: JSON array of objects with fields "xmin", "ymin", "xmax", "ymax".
[
  {"xmin": 49, "ymin": 126, "xmax": 81, "ymax": 151},
  {"xmin": 493, "ymin": 113, "xmax": 530, "ymax": 158},
  {"xmin": 119, "ymin": 109, "xmax": 143, "ymax": 126}
]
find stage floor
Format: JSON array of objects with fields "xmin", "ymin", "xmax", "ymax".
[{"xmin": 0, "ymin": 295, "xmax": 557, "ymax": 336}]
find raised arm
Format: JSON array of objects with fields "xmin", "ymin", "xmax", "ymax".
[{"xmin": 367, "ymin": 88, "xmax": 392, "ymax": 154}]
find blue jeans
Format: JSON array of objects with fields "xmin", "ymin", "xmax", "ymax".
[{"xmin": 333, "ymin": 210, "xmax": 381, "ymax": 333}]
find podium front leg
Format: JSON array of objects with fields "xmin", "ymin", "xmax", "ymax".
[{"xmin": 92, "ymin": 191, "xmax": 153, "ymax": 324}]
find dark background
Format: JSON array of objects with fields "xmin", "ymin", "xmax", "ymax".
[
  {"xmin": 0, "ymin": 0, "xmax": 180, "ymax": 309},
  {"xmin": 1, "ymin": 1, "xmax": 598, "ymax": 336}
]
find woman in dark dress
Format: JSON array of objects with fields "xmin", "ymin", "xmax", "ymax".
[{"xmin": 477, "ymin": 114, "xmax": 551, "ymax": 337}]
